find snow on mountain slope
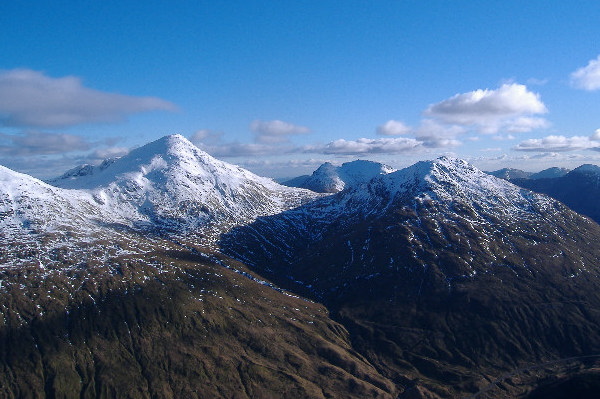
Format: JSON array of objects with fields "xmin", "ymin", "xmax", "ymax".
[
  {"xmin": 51, "ymin": 134, "xmax": 320, "ymax": 233},
  {"xmin": 1, "ymin": 134, "xmax": 321, "ymax": 269},
  {"xmin": 48, "ymin": 158, "xmax": 117, "ymax": 182},
  {"xmin": 276, "ymin": 157, "xmax": 557, "ymax": 226},
  {"xmin": 486, "ymin": 167, "xmax": 531, "ymax": 180},
  {"xmin": 0, "ymin": 165, "xmax": 105, "ymax": 237},
  {"xmin": 221, "ymin": 156, "xmax": 591, "ymax": 298},
  {"xmin": 283, "ymin": 160, "xmax": 395, "ymax": 193}
]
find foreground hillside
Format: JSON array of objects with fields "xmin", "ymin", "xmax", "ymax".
[{"xmin": 0, "ymin": 241, "xmax": 396, "ymax": 398}]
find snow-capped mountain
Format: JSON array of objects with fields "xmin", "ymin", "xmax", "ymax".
[
  {"xmin": 0, "ymin": 165, "xmax": 108, "ymax": 238},
  {"xmin": 1, "ymin": 134, "xmax": 321, "ymax": 269},
  {"xmin": 50, "ymin": 134, "xmax": 319, "ymax": 234},
  {"xmin": 529, "ymin": 166, "xmax": 570, "ymax": 179},
  {"xmin": 282, "ymin": 160, "xmax": 395, "ymax": 193},
  {"xmin": 222, "ymin": 156, "xmax": 600, "ymax": 302},
  {"xmin": 5, "ymin": 146, "xmax": 600, "ymax": 398},
  {"xmin": 0, "ymin": 141, "xmax": 396, "ymax": 399},
  {"xmin": 48, "ymin": 158, "xmax": 117, "ymax": 182},
  {"xmin": 486, "ymin": 167, "xmax": 531, "ymax": 180},
  {"xmin": 512, "ymin": 162, "xmax": 600, "ymax": 223}
]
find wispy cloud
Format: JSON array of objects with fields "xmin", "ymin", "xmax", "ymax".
[
  {"xmin": 0, "ymin": 131, "xmax": 131, "ymax": 178},
  {"xmin": 0, "ymin": 131, "xmax": 91, "ymax": 156},
  {"xmin": 513, "ymin": 130, "xmax": 600, "ymax": 152},
  {"xmin": 250, "ymin": 119, "xmax": 310, "ymax": 144},
  {"xmin": 189, "ymin": 129, "xmax": 224, "ymax": 145},
  {"xmin": 570, "ymin": 55, "xmax": 600, "ymax": 91},
  {"xmin": 425, "ymin": 83, "xmax": 548, "ymax": 134},
  {"xmin": 199, "ymin": 142, "xmax": 285, "ymax": 157},
  {"xmin": 304, "ymin": 137, "xmax": 423, "ymax": 155},
  {"xmin": 376, "ymin": 120, "xmax": 412, "ymax": 136},
  {"xmin": 414, "ymin": 119, "xmax": 464, "ymax": 148},
  {"xmin": 87, "ymin": 146, "xmax": 130, "ymax": 162},
  {"xmin": 0, "ymin": 69, "xmax": 176, "ymax": 128}
]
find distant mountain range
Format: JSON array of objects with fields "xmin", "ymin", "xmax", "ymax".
[
  {"xmin": 511, "ymin": 164, "xmax": 600, "ymax": 224},
  {"xmin": 485, "ymin": 166, "xmax": 571, "ymax": 180},
  {"xmin": 2, "ymin": 135, "xmax": 600, "ymax": 398},
  {"xmin": 484, "ymin": 164, "xmax": 600, "ymax": 224}
]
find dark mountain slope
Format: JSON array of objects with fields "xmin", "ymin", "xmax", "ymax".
[
  {"xmin": 529, "ymin": 166, "xmax": 570, "ymax": 180},
  {"xmin": 0, "ymin": 245, "xmax": 397, "ymax": 398},
  {"xmin": 221, "ymin": 157, "xmax": 600, "ymax": 397},
  {"xmin": 513, "ymin": 164, "xmax": 600, "ymax": 223}
]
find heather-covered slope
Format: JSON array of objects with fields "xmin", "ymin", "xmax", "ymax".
[
  {"xmin": 0, "ymin": 245, "xmax": 397, "ymax": 398},
  {"xmin": 221, "ymin": 157, "xmax": 600, "ymax": 397}
]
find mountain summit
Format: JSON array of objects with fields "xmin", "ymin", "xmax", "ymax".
[
  {"xmin": 51, "ymin": 134, "xmax": 318, "ymax": 234},
  {"xmin": 283, "ymin": 159, "xmax": 395, "ymax": 193}
]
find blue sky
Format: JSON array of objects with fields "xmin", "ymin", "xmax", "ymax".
[{"xmin": 2, "ymin": 1, "xmax": 600, "ymax": 179}]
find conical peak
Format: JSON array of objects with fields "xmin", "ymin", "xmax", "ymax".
[
  {"xmin": 313, "ymin": 162, "xmax": 337, "ymax": 174},
  {"xmin": 137, "ymin": 134, "xmax": 210, "ymax": 160}
]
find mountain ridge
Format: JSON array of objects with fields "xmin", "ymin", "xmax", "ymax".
[{"xmin": 221, "ymin": 156, "xmax": 600, "ymax": 397}]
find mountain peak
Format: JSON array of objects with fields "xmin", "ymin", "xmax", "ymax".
[
  {"xmin": 284, "ymin": 159, "xmax": 395, "ymax": 193},
  {"xmin": 486, "ymin": 167, "xmax": 531, "ymax": 180},
  {"xmin": 572, "ymin": 163, "xmax": 600, "ymax": 175},
  {"xmin": 47, "ymin": 134, "xmax": 318, "ymax": 235},
  {"xmin": 366, "ymin": 157, "xmax": 541, "ymax": 218},
  {"xmin": 529, "ymin": 167, "xmax": 570, "ymax": 180}
]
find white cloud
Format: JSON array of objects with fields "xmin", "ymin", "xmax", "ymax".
[
  {"xmin": 425, "ymin": 83, "xmax": 548, "ymax": 134},
  {"xmin": 87, "ymin": 146, "xmax": 130, "ymax": 161},
  {"xmin": 0, "ymin": 69, "xmax": 176, "ymax": 128},
  {"xmin": 304, "ymin": 137, "xmax": 423, "ymax": 155},
  {"xmin": 376, "ymin": 120, "xmax": 412, "ymax": 136},
  {"xmin": 570, "ymin": 55, "xmax": 600, "ymax": 91},
  {"xmin": 250, "ymin": 119, "xmax": 310, "ymax": 144},
  {"xmin": 189, "ymin": 129, "xmax": 224, "ymax": 145},
  {"xmin": 505, "ymin": 116, "xmax": 550, "ymax": 133},
  {"xmin": 414, "ymin": 119, "xmax": 464, "ymax": 148},
  {"xmin": 513, "ymin": 134, "xmax": 600, "ymax": 152},
  {"xmin": 201, "ymin": 142, "xmax": 284, "ymax": 157},
  {"xmin": 0, "ymin": 131, "xmax": 91, "ymax": 155}
]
